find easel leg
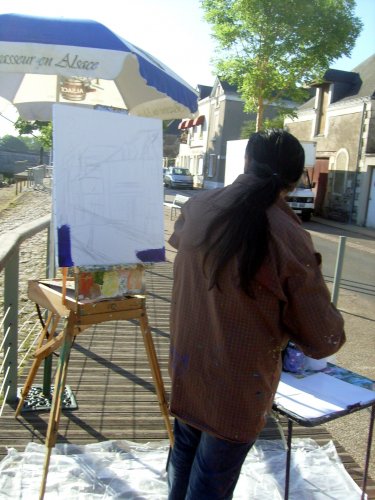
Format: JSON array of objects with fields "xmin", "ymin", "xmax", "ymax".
[
  {"xmin": 139, "ymin": 311, "xmax": 174, "ymax": 447},
  {"xmin": 39, "ymin": 318, "xmax": 74, "ymax": 500},
  {"xmin": 284, "ymin": 419, "xmax": 293, "ymax": 500},
  {"xmin": 15, "ymin": 313, "xmax": 60, "ymax": 417},
  {"xmin": 361, "ymin": 405, "xmax": 375, "ymax": 500}
]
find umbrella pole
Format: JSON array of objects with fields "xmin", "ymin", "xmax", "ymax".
[
  {"xmin": 55, "ymin": 76, "xmax": 60, "ymax": 104},
  {"xmin": 61, "ymin": 267, "xmax": 68, "ymax": 305}
]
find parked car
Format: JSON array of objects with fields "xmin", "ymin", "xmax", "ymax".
[{"xmin": 163, "ymin": 166, "xmax": 194, "ymax": 189}]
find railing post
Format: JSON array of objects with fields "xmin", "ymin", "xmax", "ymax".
[
  {"xmin": 331, "ymin": 236, "xmax": 346, "ymax": 307},
  {"xmin": 3, "ymin": 250, "xmax": 19, "ymax": 403},
  {"xmin": 0, "ymin": 214, "xmax": 51, "ymax": 407},
  {"xmin": 43, "ymin": 221, "xmax": 55, "ymax": 397},
  {"xmin": 47, "ymin": 219, "xmax": 56, "ymax": 279}
]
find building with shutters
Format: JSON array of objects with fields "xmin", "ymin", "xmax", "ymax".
[
  {"xmin": 285, "ymin": 54, "xmax": 375, "ymax": 228},
  {"xmin": 176, "ymin": 78, "xmax": 288, "ymax": 189}
]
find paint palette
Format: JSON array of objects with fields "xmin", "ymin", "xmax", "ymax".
[{"xmin": 75, "ymin": 265, "xmax": 145, "ymax": 302}]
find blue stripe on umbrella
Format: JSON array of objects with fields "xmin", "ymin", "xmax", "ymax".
[
  {"xmin": 0, "ymin": 14, "xmax": 126, "ymax": 50},
  {"xmin": 0, "ymin": 13, "xmax": 198, "ymax": 113}
]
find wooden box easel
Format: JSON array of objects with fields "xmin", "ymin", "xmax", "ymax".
[{"xmin": 16, "ymin": 278, "xmax": 173, "ymax": 499}]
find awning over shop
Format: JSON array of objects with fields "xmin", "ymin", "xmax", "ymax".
[
  {"xmin": 178, "ymin": 119, "xmax": 191, "ymax": 129},
  {"xmin": 178, "ymin": 119, "xmax": 188, "ymax": 130},
  {"xmin": 193, "ymin": 115, "xmax": 205, "ymax": 126},
  {"xmin": 178, "ymin": 116, "xmax": 204, "ymax": 129}
]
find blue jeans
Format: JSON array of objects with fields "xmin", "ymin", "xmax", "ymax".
[{"xmin": 167, "ymin": 418, "xmax": 254, "ymax": 500}]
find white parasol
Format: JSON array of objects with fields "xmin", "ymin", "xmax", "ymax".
[{"xmin": 0, "ymin": 13, "xmax": 198, "ymax": 121}]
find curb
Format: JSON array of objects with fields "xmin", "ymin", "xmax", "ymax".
[{"xmin": 311, "ymin": 216, "xmax": 375, "ymax": 239}]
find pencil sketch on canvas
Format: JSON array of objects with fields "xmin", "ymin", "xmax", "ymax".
[{"xmin": 52, "ymin": 104, "xmax": 165, "ymax": 267}]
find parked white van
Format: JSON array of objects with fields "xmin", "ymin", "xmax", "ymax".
[
  {"xmin": 286, "ymin": 169, "xmax": 315, "ymax": 222},
  {"xmin": 225, "ymin": 139, "xmax": 316, "ymax": 222}
]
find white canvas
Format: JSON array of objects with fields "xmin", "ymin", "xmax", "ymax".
[{"xmin": 52, "ymin": 105, "xmax": 165, "ymax": 267}]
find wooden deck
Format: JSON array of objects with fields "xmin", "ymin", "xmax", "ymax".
[{"xmin": 1, "ymin": 259, "xmax": 374, "ymax": 497}]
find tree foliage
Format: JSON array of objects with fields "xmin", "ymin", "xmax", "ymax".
[
  {"xmin": 0, "ymin": 135, "xmax": 29, "ymax": 152},
  {"xmin": 14, "ymin": 117, "xmax": 52, "ymax": 149},
  {"xmin": 201, "ymin": 0, "xmax": 363, "ymax": 130},
  {"xmin": 16, "ymin": 135, "xmax": 44, "ymax": 152},
  {"xmin": 240, "ymin": 114, "xmax": 285, "ymax": 139}
]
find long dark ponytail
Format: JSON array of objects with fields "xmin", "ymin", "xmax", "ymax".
[{"xmin": 201, "ymin": 129, "xmax": 305, "ymax": 296}]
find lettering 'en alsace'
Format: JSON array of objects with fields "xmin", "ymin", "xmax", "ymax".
[
  {"xmin": 55, "ymin": 53, "xmax": 99, "ymax": 71},
  {"xmin": 0, "ymin": 53, "xmax": 100, "ymax": 71}
]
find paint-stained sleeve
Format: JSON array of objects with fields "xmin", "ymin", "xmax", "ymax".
[{"xmin": 281, "ymin": 253, "xmax": 346, "ymax": 359}]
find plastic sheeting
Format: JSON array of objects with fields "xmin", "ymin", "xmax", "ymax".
[{"xmin": 0, "ymin": 438, "xmax": 365, "ymax": 499}]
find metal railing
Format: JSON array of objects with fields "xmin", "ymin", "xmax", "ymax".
[
  {"xmin": 14, "ymin": 165, "xmax": 53, "ymax": 195},
  {"xmin": 0, "ymin": 215, "xmax": 51, "ymax": 412}
]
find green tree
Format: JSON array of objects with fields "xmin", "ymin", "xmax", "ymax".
[
  {"xmin": 14, "ymin": 117, "xmax": 52, "ymax": 149},
  {"xmin": 241, "ymin": 114, "xmax": 285, "ymax": 139},
  {"xmin": 37, "ymin": 122, "xmax": 53, "ymax": 150},
  {"xmin": 17, "ymin": 135, "xmax": 44, "ymax": 152},
  {"xmin": 0, "ymin": 135, "xmax": 29, "ymax": 152},
  {"xmin": 201, "ymin": 0, "xmax": 362, "ymax": 130}
]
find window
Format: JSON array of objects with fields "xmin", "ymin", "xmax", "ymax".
[
  {"xmin": 208, "ymin": 154, "xmax": 217, "ymax": 178},
  {"xmin": 315, "ymin": 83, "xmax": 330, "ymax": 136},
  {"xmin": 191, "ymin": 157, "xmax": 198, "ymax": 176},
  {"xmin": 172, "ymin": 167, "xmax": 191, "ymax": 175},
  {"xmin": 198, "ymin": 157, "xmax": 203, "ymax": 175},
  {"xmin": 196, "ymin": 124, "xmax": 203, "ymax": 139},
  {"xmin": 297, "ymin": 170, "xmax": 313, "ymax": 189},
  {"xmin": 332, "ymin": 149, "xmax": 349, "ymax": 195},
  {"xmin": 332, "ymin": 171, "xmax": 346, "ymax": 195}
]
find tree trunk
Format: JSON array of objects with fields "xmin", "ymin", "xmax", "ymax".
[{"xmin": 256, "ymin": 97, "xmax": 264, "ymax": 132}]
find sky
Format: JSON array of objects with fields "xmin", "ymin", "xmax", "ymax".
[{"xmin": 0, "ymin": 0, "xmax": 374, "ymax": 136}]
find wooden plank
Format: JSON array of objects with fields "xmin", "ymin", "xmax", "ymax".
[
  {"xmin": 77, "ymin": 296, "xmax": 145, "ymax": 316},
  {"xmin": 28, "ymin": 280, "xmax": 73, "ymax": 315}
]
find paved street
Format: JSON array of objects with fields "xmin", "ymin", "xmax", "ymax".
[
  {"xmin": 1, "ymin": 183, "xmax": 374, "ymax": 479},
  {"xmin": 0, "ymin": 183, "xmax": 51, "ymax": 235},
  {"xmin": 305, "ymin": 219, "xmax": 375, "ymax": 314}
]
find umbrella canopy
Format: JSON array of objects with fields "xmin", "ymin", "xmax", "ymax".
[{"xmin": 0, "ymin": 13, "xmax": 198, "ymax": 121}]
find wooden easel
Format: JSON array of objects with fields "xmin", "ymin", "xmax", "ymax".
[{"xmin": 16, "ymin": 277, "xmax": 173, "ymax": 500}]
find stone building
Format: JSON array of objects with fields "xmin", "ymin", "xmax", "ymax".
[
  {"xmin": 177, "ymin": 78, "xmax": 288, "ymax": 189},
  {"xmin": 285, "ymin": 54, "xmax": 375, "ymax": 227}
]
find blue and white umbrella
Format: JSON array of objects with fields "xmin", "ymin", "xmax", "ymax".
[{"xmin": 0, "ymin": 13, "xmax": 198, "ymax": 121}]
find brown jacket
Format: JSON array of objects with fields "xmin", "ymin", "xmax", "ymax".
[{"xmin": 168, "ymin": 174, "xmax": 345, "ymax": 442}]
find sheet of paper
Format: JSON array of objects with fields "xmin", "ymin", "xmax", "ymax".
[{"xmin": 275, "ymin": 372, "xmax": 375, "ymax": 420}]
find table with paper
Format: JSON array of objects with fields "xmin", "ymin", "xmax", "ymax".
[
  {"xmin": 274, "ymin": 370, "xmax": 375, "ymax": 425},
  {"xmin": 273, "ymin": 366, "xmax": 375, "ymax": 500}
]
